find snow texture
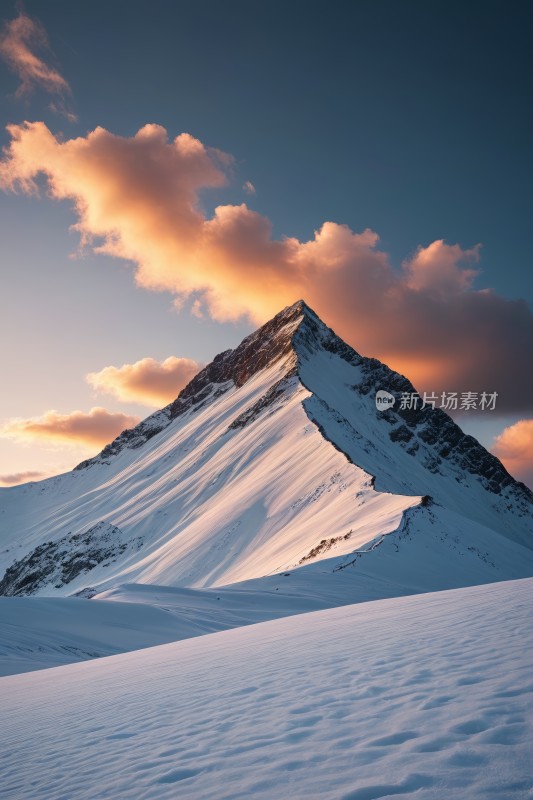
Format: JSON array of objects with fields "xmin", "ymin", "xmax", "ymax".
[{"xmin": 1, "ymin": 579, "xmax": 532, "ymax": 800}]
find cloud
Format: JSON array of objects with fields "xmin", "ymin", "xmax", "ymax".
[
  {"xmin": 0, "ymin": 407, "xmax": 140, "ymax": 448},
  {"xmin": 0, "ymin": 9, "xmax": 75, "ymax": 119},
  {"xmin": 1, "ymin": 121, "xmax": 532, "ymax": 413},
  {"xmin": 243, "ymin": 180, "xmax": 256, "ymax": 195},
  {"xmin": 87, "ymin": 357, "xmax": 202, "ymax": 407},
  {"xmin": 492, "ymin": 420, "xmax": 533, "ymax": 489},
  {"xmin": 404, "ymin": 240, "xmax": 480, "ymax": 297},
  {"xmin": 0, "ymin": 469, "xmax": 47, "ymax": 486}
]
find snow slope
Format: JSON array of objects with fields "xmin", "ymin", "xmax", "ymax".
[
  {"xmin": 1, "ymin": 578, "xmax": 532, "ymax": 800},
  {"xmin": 0, "ymin": 363, "xmax": 420, "ymax": 594},
  {"xmin": 3, "ymin": 498, "xmax": 533, "ymax": 676},
  {"xmin": 0, "ymin": 594, "xmax": 215, "ymax": 677},
  {"xmin": 1, "ymin": 301, "xmax": 531, "ymax": 600}
]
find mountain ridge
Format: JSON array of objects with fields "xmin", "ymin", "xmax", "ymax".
[
  {"xmin": 76, "ymin": 300, "xmax": 531, "ymax": 512},
  {"xmin": 1, "ymin": 299, "xmax": 531, "ymax": 598}
]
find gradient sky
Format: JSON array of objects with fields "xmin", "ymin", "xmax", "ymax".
[{"xmin": 0, "ymin": 0, "xmax": 532, "ymax": 486}]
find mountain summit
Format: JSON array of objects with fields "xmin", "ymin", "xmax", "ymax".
[
  {"xmin": 1, "ymin": 301, "xmax": 532, "ymax": 598},
  {"xmin": 76, "ymin": 299, "xmax": 326, "ymax": 468}
]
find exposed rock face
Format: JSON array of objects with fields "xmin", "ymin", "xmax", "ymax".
[
  {"xmin": 228, "ymin": 376, "xmax": 296, "ymax": 430},
  {"xmin": 354, "ymin": 353, "xmax": 531, "ymax": 507},
  {"xmin": 291, "ymin": 302, "xmax": 531, "ymax": 508},
  {"xmin": 0, "ymin": 522, "xmax": 142, "ymax": 596}
]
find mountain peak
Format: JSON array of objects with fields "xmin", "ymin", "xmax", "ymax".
[
  {"xmin": 281, "ymin": 298, "xmax": 317, "ymax": 318},
  {"xmin": 73, "ymin": 302, "xmax": 532, "ymax": 525},
  {"xmin": 167, "ymin": 299, "xmax": 332, "ymax": 399},
  {"xmin": 75, "ymin": 300, "xmax": 326, "ymax": 469},
  {"xmin": 242, "ymin": 297, "xmax": 315, "ymax": 340},
  {"xmin": 5, "ymin": 300, "xmax": 532, "ymax": 600}
]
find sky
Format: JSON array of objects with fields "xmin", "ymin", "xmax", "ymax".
[{"xmin": 0, "ymin": 0, "xmax": 532, "ymax": 488}]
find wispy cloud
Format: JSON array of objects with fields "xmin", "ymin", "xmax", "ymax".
[
  {"xmin": 1, "ymin": 121, "xmax": 532, "ymax": 412},
  {"xmin": 243, "ymin": 180, "xmax": 256, "ymax": 195},
  {"xmin": 0, "ymin": 469, "xmax": 47, "ymax": 486},
  {"xmin": 0, "ymin": 8, "xmax": 75, "ymax": 119},
  {"xmin": 0, "ymin": 407, "xmax": 140, "ymax": 448},
  {"xmin": 492, "ymin": 419, "xmax": 533, "ymax": 489},
  {"xmin": 87, "ymin": 357, "xmax": 202, "ymax": 408}
]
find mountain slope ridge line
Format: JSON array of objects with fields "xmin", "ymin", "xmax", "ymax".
[{"xmin": 0, "ymin": 299, "xmax": 531, "ymax": 598}]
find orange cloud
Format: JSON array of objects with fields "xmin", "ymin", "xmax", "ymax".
[
  {"xmin": 492, "ymin": 420, "xmax": 533, "ymax": 489},
  {"xmin": 0, "ymin": 407, "xmax": 140, "ymax": 448},
  {"xmin": 0, "ymin": 10, "xmax": 74, "ymax": 119},
  {"xmin": 1, "ymin": 121, "xmax": 532, "ymax": 412},
  {"xmin": 404, "ymin": 240, "xmax": 480, "ymax": 297},
  {"xmin": 0, "ymin": 470, "xmax": 47, "ymax": 486},
  {"xmin": 87, "ymin": 357, "xmax": 202, "ymax": 407}
]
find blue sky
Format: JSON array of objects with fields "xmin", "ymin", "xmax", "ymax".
[
  {"xmin": 26, "ymin": 0, "xmax": 533, "ymax": 294},
  {"xmin": 0, "ymin": 0, "xmax": 532, "ymax": 484}
]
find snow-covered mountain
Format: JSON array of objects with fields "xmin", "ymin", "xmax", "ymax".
[{"xmin": 1, "ymin": 300, "xmax": 532, "ymax": 600}]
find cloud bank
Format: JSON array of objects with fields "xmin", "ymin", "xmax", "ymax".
[
  {"xmin": 0, "ymin": 10, "xmax": 75, "ymax": 119},
  {"xmin": 492, "ymin": 419, "xmax": 533, "ymax": 490},
  {"xmin": 0, "ymin": 407, "xmax": 140, "ymax": 448},
  {"xmin": 87, "ymin": 356, "xmax": 202, "ymax": 407},
  {"xmin": 0, "ymin": 469, "xmax": 47, "ymax": 486},
  {"xmin": 1, "ymin": 121, "xmax": 532, "ymax": 412}
]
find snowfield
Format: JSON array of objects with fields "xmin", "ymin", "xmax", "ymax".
[{"xmin": 2, "ymin": 578, "xmax": 532, "ymax": 800}]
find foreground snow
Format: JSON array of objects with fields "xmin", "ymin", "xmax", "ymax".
[{"xmin": 2, "ymin": 578, "xmax": 532, "ymax": 800}]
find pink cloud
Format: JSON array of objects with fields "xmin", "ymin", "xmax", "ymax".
[
  {"xmin": 0, "ymin": 407, "xmax": 140, "ymax": 448},
  {"xmin": 1, "ymin": 121, "xmax": 532, "ymax": 412},
  {"xmin": 0, "ymin": 469, "xmax": 47, "ymax": 486},
  {"xmin": 0, "ymin": 10, "xmax": 75, "ymax": 119},
  {"xmin": 404, "ymin": 240, "xmax": 481, "ymax": 297},
  {"xmin": 492, "ymin": 420, "xmax": 533, "ymax": 489},
  {"xmin": 87, "ymin": 357, "xmax": 202, "ymax": 407}
]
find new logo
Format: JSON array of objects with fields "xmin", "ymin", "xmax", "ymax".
[{"xmin": 375, "ymin": 390, "xmax": 395, "ymax": 410}]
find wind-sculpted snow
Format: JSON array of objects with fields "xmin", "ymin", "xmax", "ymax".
[{"xmin": 1, "ymin": 579, "xmax": 531, "ymax": 800}]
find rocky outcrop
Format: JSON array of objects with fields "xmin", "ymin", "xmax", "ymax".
[{"xmin": 0, "ymin": 522, "xmax": 142, "ymax": 596}]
